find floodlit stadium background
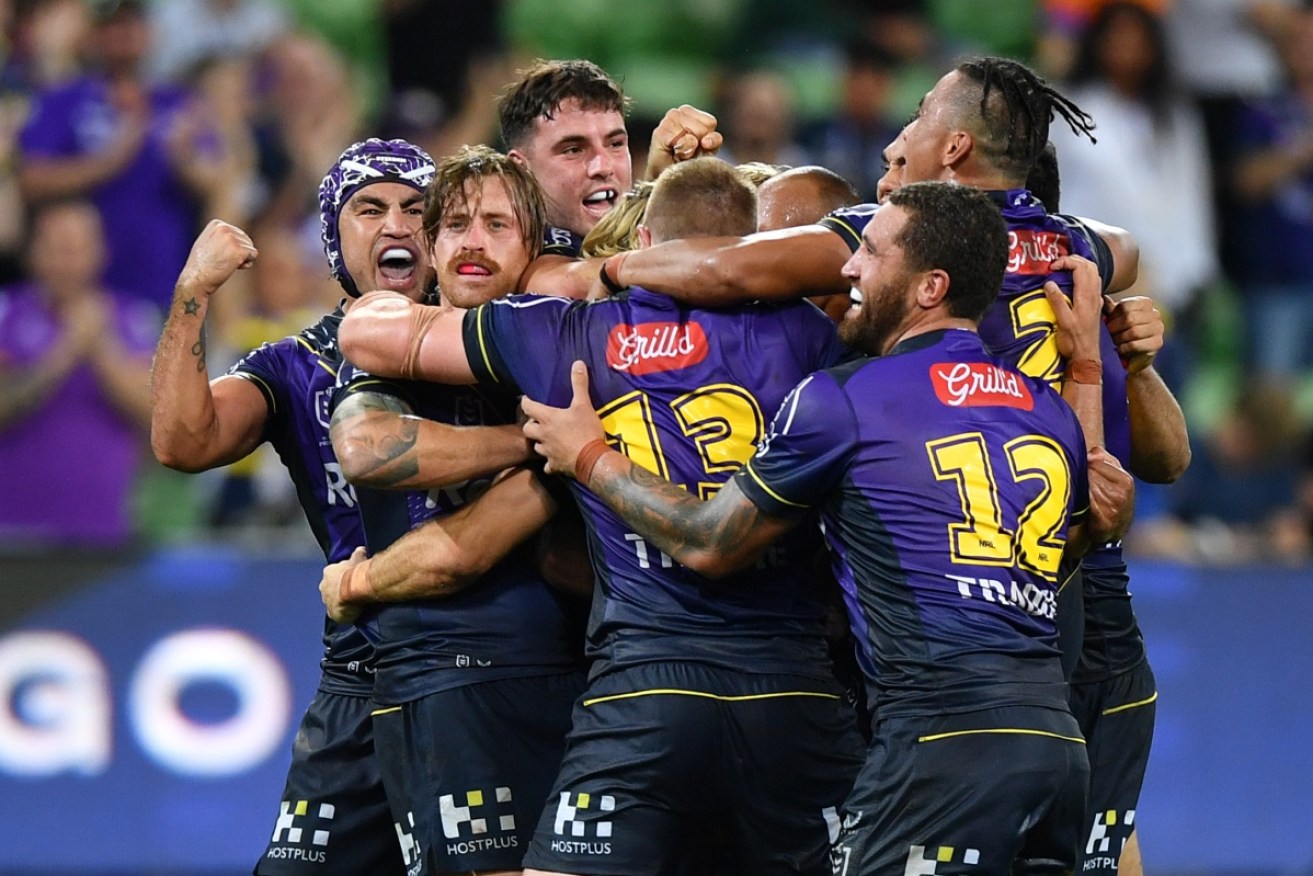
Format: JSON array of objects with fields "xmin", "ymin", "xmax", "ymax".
[{"xmin": 4, "ymin": 1, "xmax": 1312, "ymax": 873}]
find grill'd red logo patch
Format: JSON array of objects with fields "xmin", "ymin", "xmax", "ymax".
[
  {"xmin": 606, "ymin": 322, "xmax": 709, "ymax": 375},
  {"xmin": 931, "ymin": 362, "xmax": 1034, "ymax": 410},
  {"xmin": 1007, "ymin": 230, "xmax": 1069, "ymax": 275}
]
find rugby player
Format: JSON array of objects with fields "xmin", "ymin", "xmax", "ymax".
[
  {"xmin": 520, "ymin": 181, "xmax": 1135, "ymax": 876},
  {"xmin": 321, "ymin": 147, "xmax": 588, "ymax": 875},
  {"xmin": 339, "ymin": 157, "xmax": 864, "ymax": 875}
]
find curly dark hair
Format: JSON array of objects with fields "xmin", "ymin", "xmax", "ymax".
[
  {"xmin": 498, "ymin": 59, "xmax": 630, "ymax": 148},
  {"xmin": 886, "ymin": 181, "xmax": 1008, "ymax": 321}
]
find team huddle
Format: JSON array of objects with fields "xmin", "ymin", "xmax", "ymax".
[{"xmin": 149, "ymin": 55, "xmax": 1184, "ymax": 876}]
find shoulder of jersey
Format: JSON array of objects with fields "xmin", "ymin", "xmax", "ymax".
[{"xmin": 541, "ymin": 226, "xmax": 584, "ymax": 257}]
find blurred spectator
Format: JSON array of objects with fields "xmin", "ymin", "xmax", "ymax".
[
  {"xmin": 1051, "ymin": 2, "xmax": 1220, "ymax": 384},
  {"xmin": 1038, "ymin": 0, "xmax": 1168, "ymax": 78},
  {"xmin": 0, "ymin": 199, "xmax": 157, "ymax": 547},
  {"xmin": 7, "ymin": 0, "xmax": 89, "ymax": 89},
  {"xmin": 1132, "ymin": 380, "xmax": 1309, "ymax": 563},
  {"xmin": 255, "ymin": 33, "xmax": 361, "ymax": 231},
  {"xmin": 381, "ymin": 0, "xmax": 501, "ymax": 141},
  {"xmin": 1230, "ymin": 8, "xmax": 1313, "ymax": 378},
  {"xmin": 18, "ymin": 0, "xmax": 205, "ymax": 313},
  {"xmin": 146, "ymin": 0, "xmax": 289, "ymax": 84},
  {"xmin": 804, "ymin": 39, "xmax": 902, "ymax": 200},
  {"xmin": 171, "ymin": 55, "xmax": 261, "ymax": 223},
  {"xmin": 716, "ymin": 69, "xmax": 809, "ymax": 168}
]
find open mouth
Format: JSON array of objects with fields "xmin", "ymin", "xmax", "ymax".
[
  {"xmin": 378, "ymin": 246, "xmax": 417, "ymax": 283},
  {"xmin": 583, "ymin": 188, "xmax": 618, "ymax": 215},
  {"xmin": 456, "ymin": 262, "xmax": 494, "ymax": 277},
  {"xmin": 849, "ymin": 287, "xmax": 864, "ymax": 306}
]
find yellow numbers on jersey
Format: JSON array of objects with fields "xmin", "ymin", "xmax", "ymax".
[
  {"xmin": 597, "ymin": 384, "xmax": 764, "ymax": 498},
  {"xmin": 926, "ymin": 431, "xmax": 1072, "ymax": 579},
  {"xmin": 1010, "ymin": 289, "xmax": 1063, "ymax": 386}
]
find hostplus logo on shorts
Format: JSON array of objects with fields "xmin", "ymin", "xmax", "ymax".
[
  {"xmin": 440, "ymin": 786, "xmax": 518, "ymax": 858},
  {"xmin": 904, "ymin": 844, "xmax": 983, "ymax": 874},
  {"xmin": 396, "ymin": 811, "xmax": 422, "ymax": 876},
  {"xmin": 550, "ymin": 791, "xmax": 614, "ymax": 856},
  {"xmin": 1084, "ymin": 809, "xmax": 1135, "ymax": 872},
  {"xmin": 266, "ymin": 799, "xmax": 335, "ymax": 865}
]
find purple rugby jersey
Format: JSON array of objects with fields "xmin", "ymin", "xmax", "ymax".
[
  {"xmin": 330, "ymin": 367, "xmax": 583, "ymax": 707},
  {"xmin": 226, "ymin": 308, "xmax": 375, "ymax": 695},
  {"xmin": 736, "ymin": 329, "xmax": 1089, "ymax": 718},
  {"xmin": 462, "ymin": 288, "xmax": 848, "ymax": 678},
  {"xmin": 821, "ymin": 192, "xmax": 1143, "ymax": 681}
]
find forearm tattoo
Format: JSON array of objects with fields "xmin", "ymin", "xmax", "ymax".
[
  {"xmin": 330, "ymin": 391, "xmax": 420, "ymax": 486},
  {"xmin": 591, "ymin": 460, "xmax": 764, "ymax": 567},
  {"xmin": 190, "ymin": 327, "xmax": 207, "ymax": 373}
]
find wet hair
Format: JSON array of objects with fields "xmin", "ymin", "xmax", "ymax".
[
  {"xmin": 1026, "ymin": 141, "xmax": 1061, "ymax": 211},
  {"xmin": 886, "ymin": 181, "xmax": 1007, "ymax": 321},
  {"xmin": 422, "ymin": 145, "xmax": 546, "ymax": 261},
  {"xmin": 644, "ymin": 158, "xmax": 757, "ymax": 243},
  {"xmin": 951, "ymin": 56, "xmax": 1095, "ymax": 181},
  {"xmin": 581, "ymin": 182, "xmax": 654, "ymax": 259},
  {"xmin": 498, "ymin": 59, "xmax": 630, "ymax": 148}
]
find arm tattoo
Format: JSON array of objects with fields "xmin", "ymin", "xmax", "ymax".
[
  {"xmin": 591, "ymin": 461, "xmax": 765, "ymax": 567},
  {"xmin": 190, "ymin": 327, "xmax": 207, "ymax": 373},
  {"xmin": 183, "ymin": 297, "xmax": 200, "ymax": 315},
  {"xmin": 330, "ymin": 391, "xmax": 421, "ymax": 486}
]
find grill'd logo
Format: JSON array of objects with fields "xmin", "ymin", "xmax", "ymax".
[
  {"xmin": 606, "ymin": 322, "xmax": 708, "ymax": 375},
  {"xmin": 1007, "ymin": 229, "xmax": 1069, "ymax": 275},
  {"xmin": 931, "ymin": 362, "xmax": 1034, "ymax": 411}
]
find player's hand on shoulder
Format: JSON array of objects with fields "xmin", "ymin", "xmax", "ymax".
[
  {"xmin": 177, "ymin": 219, "xmax": 258, "ymax": 296},
  {"xmin": 646, "ymin": 104, "xmax": 723, "ymax": 180},
  {"xmin": 1103, "ymin": 295, "xmax": 1163, "ymax": 374},
  {"xmin": 521, "ymin": 360, "xmax": 606, "ymax": 480},
  {"xmin": 1044, "ymin": 254, "xmax": 1103, "ymax": 362}
]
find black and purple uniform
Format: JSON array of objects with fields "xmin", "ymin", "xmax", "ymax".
[
  {"xmin": 462, "ymin": 288, "xmax": 864, "ymax": 876},
  {"xmin": 738, "ymin": 328, "xmax": 1091, "ymax": 875},
  {"xmin": 823, "ymin": 196, "xmax": 1155, "ymax": 873},
  {"xmin": 332, "ymin": 367, "xmax": 585, "ymax": 875},
  {"xmin": 227, "ymin": 308, "xmax": 403, "ymax": 876}
]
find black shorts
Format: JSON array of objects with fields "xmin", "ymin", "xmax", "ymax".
[
  {"xmin": 1069, "ymin": 660, "xmax": 1157, "ymax": 875},
  {"xmin": 831, "ymin": 706, "xmax": 1089, "ymax": 876},
  {"xmin": 372, "ymin": 671, "xmax": 583, "ymax": 875},
  {"xmin": 521, "ymin": 661, "xmax": 864, "ymax": 876},
  {"xmin": 255, "ymin": 690, "xmax": 404, "ymax": 876}
]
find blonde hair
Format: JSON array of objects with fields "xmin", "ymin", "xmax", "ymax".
[
  {"xmin": 736, "ymin": 161, "xmax": 787, "ymax": 188},
  {"xmin": 580, "ymin": 182, "xmax": 654, "ymax": 259}
]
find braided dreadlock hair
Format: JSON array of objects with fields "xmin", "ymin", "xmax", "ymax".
[{"xmin": 953, "ymin": 57, "xmax": 1096, "ymax": 182}]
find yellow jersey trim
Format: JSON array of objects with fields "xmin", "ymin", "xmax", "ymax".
[
  {"xmin": 370, "ymin": 706, "xmax": 403, "ymax": 716},
  {"xmin": 292, "ymin": 336, "xmax": 340, "ymax": 378},
  {"xmin": 917, "ymin": 727, "xmax": 1085, "ymax": 744},
  {"xmin": 1101, "ymin": 691, "xmax": 1158, "ymax": 716},
  {"xmin": 583, "ymin": 687, "xmax": 840, "ymax": 707},
  {"xmin": 744, "ymin": 461, "xmax": 809, "ymax": 509},
  {"xmin": 475, "ymin": 307, "xmax": 499, "ymax": 383}
]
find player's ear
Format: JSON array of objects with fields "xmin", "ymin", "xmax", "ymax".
[
  {"xmin": 508, "ymin": 149, "xmax": 529, "ymax": 168},
  {"xmin": 917, "ymin": 269, "xmax": 951, "ymax": 309},
  {"xmin": 637, "ymin": 225, "xmax": 653, "ymax": 250},
  {"xmin": 944, "ymin": 130, "xmax": 972, "ymax": 170}
]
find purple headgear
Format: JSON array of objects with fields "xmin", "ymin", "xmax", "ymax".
[{"xmin": 318, "ymin": 138, "xmax": 436, "ymax": 297}]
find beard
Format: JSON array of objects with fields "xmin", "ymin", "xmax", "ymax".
[{"xmin": 839, "ymin": 278, "xmax": 912, "ymax": 356}]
